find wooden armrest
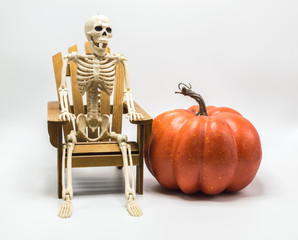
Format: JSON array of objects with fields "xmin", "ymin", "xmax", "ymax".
[
  {"xmin": 124, "ymin": 101, "xmax": 153, "ymax": 125},
  {"xmin": 47, "ymin": 101, "xmax": 67, "ymax": 125}
]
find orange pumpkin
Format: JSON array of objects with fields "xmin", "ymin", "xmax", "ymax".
[{"xmin": 145, "ymin": 84, "xmax": 262, "ymax": 195}]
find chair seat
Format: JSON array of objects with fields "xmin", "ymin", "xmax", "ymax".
[
  {"xmin": 63, "ymin": 141, "xmax": 140, "ymax": 168},
  {"xmin": 70, "ymin": 141, "xmax": 139, "ymax": 155}
]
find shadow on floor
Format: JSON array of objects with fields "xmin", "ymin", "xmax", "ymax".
[{"xmin": 144, "ymin": 176, "xmax": 265, "ymax": 203}]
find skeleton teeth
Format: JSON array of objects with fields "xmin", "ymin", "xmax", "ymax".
[{"xmin": 93, "ymin": 41, "xmax": 105, "ymax": 49}]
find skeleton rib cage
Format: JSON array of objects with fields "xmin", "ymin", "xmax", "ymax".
[{"xmin": 76, "ymin": 55, "xmax": 117, "ymax": 96}]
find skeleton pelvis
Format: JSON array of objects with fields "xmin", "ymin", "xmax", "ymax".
[
  {"xmin": 76, "ymin": 113, "xmax": 111, "ymax": 141},
  {"xmin": 87, "ymin": 115, "xmax": 102, "ymax": 132}
]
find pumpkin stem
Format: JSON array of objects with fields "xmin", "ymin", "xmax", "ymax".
[{"xmin": 175, "ymin": 83, "xmax": 208, "ymax": 116}]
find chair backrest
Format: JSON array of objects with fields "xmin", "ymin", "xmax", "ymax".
[{"xmin": 52, "ymin": 42, "xmax": 125, "ymax": 142}]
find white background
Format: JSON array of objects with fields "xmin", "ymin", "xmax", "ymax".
[{"xmin": 1, "ymin": 0, "xmax": 298, "ymax": 239}]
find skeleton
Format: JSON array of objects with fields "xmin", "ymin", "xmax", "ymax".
[{"xmin": 57, "ymin": 15, "xmax": 143, "ymax": 218}]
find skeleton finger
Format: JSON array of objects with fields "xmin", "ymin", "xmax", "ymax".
[{"xmin": 137, "ymin": 113, "xmax": 142, "ymax": 120}]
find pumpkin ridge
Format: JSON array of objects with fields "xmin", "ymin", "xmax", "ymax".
[
  {"xmin": 173, "ymin": 115, "xmax": 205, "ymax": 193},
  {"xmin": 200, "ymin": 116, "xmax": 238, "ymax": 195},
  {"xmin": 221, "ymin": 113, "xmax": 262, "ymax": 192},
  {"xmin": 200, "ymin": 116, "xmax": 208, "ymax": 193},
  {"xmin": 196, "ymin": 116, "xmax": 208, "ymax": 193},
  {"xmin": 149, "ymin": 110, "xmax": 194, "ymax": 189},
  {"xmin": 145, "ymin": 110, "xmax": 184, "ymax": 177}
]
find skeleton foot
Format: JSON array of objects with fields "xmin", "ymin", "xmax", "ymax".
[
  {"xmin": 127, "ymin": 195, "xmax": 143, "ymax": 217},
  {"xmin": 58, "ymin": 195, "xmax": 73, "ymax": 218}
]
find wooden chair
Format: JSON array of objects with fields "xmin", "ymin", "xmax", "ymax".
[{"xmin": 47, "ymin": 42, "xmax": 152, "ymax": 198}]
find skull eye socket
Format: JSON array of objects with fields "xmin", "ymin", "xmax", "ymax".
[
  {"xmin": 106, "ymin": 27, "xmax": 112, "ymax": 33},
  {"xmin": 95, "ymin": 26, "xmax": 103, "ymax": 31}
]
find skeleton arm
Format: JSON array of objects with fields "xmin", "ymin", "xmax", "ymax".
[
  {"xmin": 121, "ymin": 58, "xmax": 143, "ymax": 121},
  {"xmin": 58, "ymin": 53, "xmax": 77, "ymax": 121}
]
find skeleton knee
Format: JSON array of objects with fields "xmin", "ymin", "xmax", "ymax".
[
  {"xmin": 66, "ymin": 130, "xmax": 77, "ymax": 144},
  {"xmin": 117, "ymin": 134, "xmax": 127, "ymax": 144}
]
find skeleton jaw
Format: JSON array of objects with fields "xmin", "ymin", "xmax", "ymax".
[{"xmin": 90, "ymin": 37, "xmax": 108, "ymax": 57}]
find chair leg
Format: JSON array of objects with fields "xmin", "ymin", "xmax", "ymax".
[
  {"xmin": 57, "ymin": 126, "xmax": 63, "ymax": 199},
  {"xmin": 137, "ymin": 124, "xmax": 145, "ymax": 195},
  {"xmin": 57, "ymin": 152, "xmax": 62, "ymax": 198},
  {"xmin": 137, "ymin": 161, "xmax": 143, "ymax": 194}
]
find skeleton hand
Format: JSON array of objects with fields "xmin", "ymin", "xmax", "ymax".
[
  {"xmin": 58, "ymin": 87, "xmax": 76, "ymax": 121},
  {"xmin": 126, "ymin": 110, "xmax": 143, "ymax": 121},
  {"xmin": 59, "ymin": 111, "xmax": 76, "ymax": 122}
]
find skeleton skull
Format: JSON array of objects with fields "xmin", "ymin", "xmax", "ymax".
[{"xmin": 85, "ymin": 14, "xmax": 112, "ymax": 57}]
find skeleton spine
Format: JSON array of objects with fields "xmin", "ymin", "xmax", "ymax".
[{"xmin": 87, "ymin": 81, "xmax": 100, "ymax": 119}]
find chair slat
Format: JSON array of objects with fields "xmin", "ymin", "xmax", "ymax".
[
  {"xmin": 112, "ymin": 61, "xmax": 125, "ymax": 134},
  {"xmin": 84, "ymin": 41, "xmax": 92, "ymax": 55},
  {"xmin": 100, "ymin": 92, "xmax": 111, "ymax": 116},
  {"xmin": 68, "ymin": 45, "xmax": 86, "ymax": 142},
  {"xmin": 84, "ymin": 42, "xmax": 99, "ymax": 139},
  {"xmin": 52, "ymin": 52, "xmax": 73, "ymax": 139},
  {"xmin": 71, "ymin": 155, "xmax": 139, "ymax": 168},
  {"xmin": 68, "ymin": 45, "xmax": 85, "ymax": 117},
  {"xmin": 72, "ymin": 141, "xmax": 138, "ymax": 154}
]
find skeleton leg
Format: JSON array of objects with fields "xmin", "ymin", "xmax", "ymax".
[
  {"xmin": 110, "ymin": 132, "xmax": 143, "ymax": 217},
  {"xmin": 58, "ymin": 130, "xmax": 76, "ymax": 218}
]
